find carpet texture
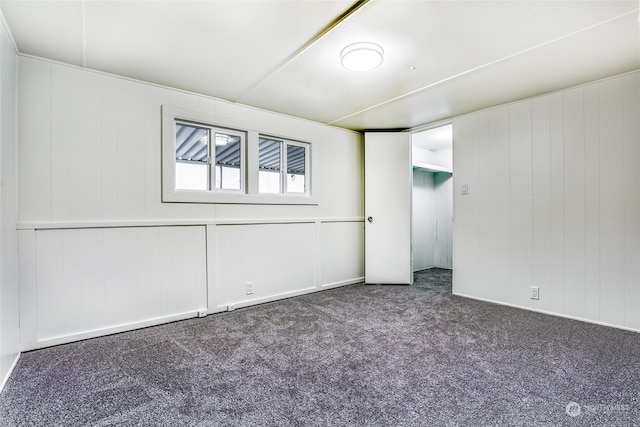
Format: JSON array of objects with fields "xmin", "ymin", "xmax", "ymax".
[{"xmin": 1, "ymin": 268, "xmax": 639, "ymax": 426}]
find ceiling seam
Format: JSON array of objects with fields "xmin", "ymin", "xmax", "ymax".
[
  {"xmin": 233, "ymin": 0, "xmax": 371, "ymax": 104},
  {"xmin": 81, "ymin": 0, "xmax": 87, "ymax": 67},
  {"xmin": 0, "ymin": 7, "xmax": 19, "ymax": 53},
  {"xmin": 328, "ymin": 8, "xmax": 640, "ymax": 126}
]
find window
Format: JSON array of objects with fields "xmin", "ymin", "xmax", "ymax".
[
  {"xmin": 162, "ymin": 105, "xmax": 316, "ymax": 204},
  {"xmin": 175, "ymin": 121, "xmax": 244, "ymax": 192},
  {"xmin": 259, "ymin": 136, "xmax": 309, "ymax": 195}
]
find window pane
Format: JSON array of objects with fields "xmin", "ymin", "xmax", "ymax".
[
  {"xmin": 175, "ymin": 123, "xmax": 210, "ymax": 190},
  {"xmin": 259, "ymin": 137, "xmax": 281, "ymax": 193},
  {"xmin": 214, "ymin": 131, "xmax": 241, "ymax": 190},
  {"xmin": 286, "ymin": 144, "xmax": 306, "ymax": 193}
]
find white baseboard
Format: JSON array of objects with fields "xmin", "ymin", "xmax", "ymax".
[
  {"xmin": 320, "ymin": 277, "xmax": 364, "ymax": 289},
  {"xmin": 21, "ymin": 279, "xmax": 366, "ymax": 352},
  {"xmin": 21, "ymin": 310, "xmax": 201, "ymax": 352},
  {"xmin": 215, "ymin": 278, "xmax": 364, "ymax": 312},
  {"xmin": 0, "ymin": 352, "xmax": 21, "ymax": 394},
  {"xmin": 454, "ymin": 292, "xmax": 640, "ymax": 334}
]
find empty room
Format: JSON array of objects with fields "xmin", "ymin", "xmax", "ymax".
[{"xmin": 0, "ymin": 0, "xmax": 639, "ymax": 425}]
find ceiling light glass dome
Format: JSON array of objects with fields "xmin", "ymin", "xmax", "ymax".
[{"xmin": 340, "ymin": 42, "xmax": 384, "ymax": 72}]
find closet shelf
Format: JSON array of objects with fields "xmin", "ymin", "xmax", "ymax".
[{"xmin": 412, "ymin": 161, "xmax": 452, "ymax": 174}]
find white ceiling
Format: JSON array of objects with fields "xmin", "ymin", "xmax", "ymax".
[
  {"xmin": 1, "ymin": 0, "xmax": 638, "ymax": 131},
  {"xmin": 413, "ymin": 124, "xmax": 453, "ymax": 151}
]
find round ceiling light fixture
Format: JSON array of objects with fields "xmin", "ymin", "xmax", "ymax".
[{"xmin": 340, "ymin": 42, "xmax": 384, "ymax": 72}]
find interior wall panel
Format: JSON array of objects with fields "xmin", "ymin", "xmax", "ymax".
[
  {"xmin": 116, "ymin": 79, "xmax": 147, "ymax": 220},
  {"xmin": 0, "ymin": 17, "xmax": 19, "ymax": 392},
  {"xmin": 474, "ymin": 115, "xmax": 492, "ymax": 299},
  {"xmin": 34, "ymin": 230, "xmax": 65, "ymax": 340},
  {"xmin": 412, "ymin": 170, "xmax": 436, "ymax": 271},
  {"xmin": 22, "ymin": 226, "xmax": 207, "ymax": 350},
  {"xmin": 548, "ymin": 93, "xmax": 566, "ymax": 315},
  {"xmin": 77, "ymin": 228, "xmax": 106, "ymax": 332},
  {"xmin": 597, "ymin": 77, "xmax": 626, "ymax": 327},
  {"xmin": 531, "ymin": 96, "xmax": 553, "ymax": 312},
  {"xmin": 562, "ymin": 87, "xmax": 586, "ymax": 318},
  {"xmin": 622, "ymin": 73, "xmax": 640, "ymax": 330},
  {"xmin": 50, "ymin": 65, "xmax": 70, "ymax": 222},
  {"xmin": 68, "ymin": 69, "xmax": 103, "ymax": 221},
  {"xmin": 215, "ymin": 223, "xmax": 316, "ymax": 309},
  {"xmin": 434, "ymin": 173, "xmax": 453, "ymax": 270},
  {"xmin": 17, "ymin": 56, "xmax": 364, "ymax": 351},
  {"xmin": 102, "ymin": 228, "xmax": 138, "ymax": 327},
  {"xmin": 17, "ymin": 230, "xmax": 36, "ymax": 350},
  {"xmin": 412, "ymin": 170, "xmax": 452, "ymax": 272},
  {"xmin": 18, "ymin": 56, "xmax": 362, "ymax": 225},
  {"xmin": 488, "ymin": 107, "xmax": 510, "ymax": 303},
  {"xmin": 320, "ymin": 221, "xmax": 364, "ymax": 286},
  {"xmin": 453, "ymin": 70, "xmax": 640, "ymax": 332},
  {"xmin": 583, "ymin": 84, "xmax": 601, "ymax": 321},
  {"xmin": 508, "ymin": 102, "xmax": 533, "ymax": 308},
  {"xmin": 100, "ymin": 75, "xmax": 119, "ymax": 221},
  {"xmin": 452, "ymin": 113, "xmax": 478, "ymax": 296},
  {"xmin": 18, "ymin": 59, "xmax": 51, "ymax": 223}
]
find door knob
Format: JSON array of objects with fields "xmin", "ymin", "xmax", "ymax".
[{"xmin": 367, "ymin": 216, "xmax": 374, "ymax": 223}]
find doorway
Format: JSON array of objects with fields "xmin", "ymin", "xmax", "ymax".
[{"xmin": 411, "ymin": 124, "xmax": 453, "ymax": 271}]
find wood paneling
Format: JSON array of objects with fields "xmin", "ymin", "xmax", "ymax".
[
  {"xmin": 434, "ymin": 173, "xmax": 453, "ymax": 269},
  {"xmin": 412, "ymin": 170, "xmax": 436, "ymax": 271},
  {"xmin": 598, "ymin": 77, "xmax": 625, "ymax": 326},
  {"xmin": 488, "ymin": 107, "xmax": 510, "ymax": 303},
  {"xmin": 17, "ymin": 57, "xmax": 365, "ymax": 349},
  {"xmin": 17, "ymin": 56, "xmax": 362, "ymax": 225},
  {"xmin": 18, "ymin": 59, "xmax": 51, "ymax": 223},
  {"xmin": 0, "ymin": 19, "xmax": 19, "ymax": 392},
  {"xmin": 622, "ymin": 73, "xmax": 640, "ymax": 329},
  {"xmin": 215, "ymin": 223, "xmax": 316, "ymax": 309},
  {"xmin": 453, "ymin": 70, "xmax": 640, "ymax": 331},
  {"xmin": 412, "ymin": 170, "xmax": 452, "ymax": 272},
  {"xmin": 531, "ymin": 96, "xmax": 552, "ymax": 312},
  {"xmin": 562, "ymin": 88, "xmax": 586, "ymax": 318},
  {"xmin": 23, "ymin": 226, "xmax": 206, "ymax": 348},
  {"xmin": 321, "ymin": 221, "xmax": 364, "ymax": 286},
  {"xmin": 508, "ymin": 101, "xmax": 533, "ymax": 307}
]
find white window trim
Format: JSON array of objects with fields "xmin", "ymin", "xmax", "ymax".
[
  {"xmin": 162, "ymin": 105, "xmax": 318, "ymax": 205},
  {"xmin": 259, "ymin": 136, "xmax": 310, "ymax": 196},
  {"xmin": 175, "ymin": 120, "xmax": 246, "ymax": 193}
]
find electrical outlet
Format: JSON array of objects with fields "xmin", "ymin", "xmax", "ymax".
[
  {"xmin": 246, "ymin": 281, "xmax": 254, "ymax": 295},
  {"xmin": 530, "ymin": 286, "xmax": 539, "ymax": 300}
]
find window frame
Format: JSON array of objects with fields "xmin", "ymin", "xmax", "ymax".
[
  {"xmin": 162, "ymin": 105, "xmax": 317, "ymax": 205},
  {"xmin": 258, "ymin": 135, "xmax": 310, "ymax": 196},
  {"xmin": 174, "ymin": 120, "xmax": 246, "ymax": 193}
]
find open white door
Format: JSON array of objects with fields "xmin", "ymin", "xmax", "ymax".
[{"xmin": 364, "ymin": 132, "xmax": 413, "ymax": 285}]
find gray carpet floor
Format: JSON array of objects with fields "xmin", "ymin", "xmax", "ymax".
[{"xmin": 1, "ymin": 268, "xmax": 639, "ymax": 426}]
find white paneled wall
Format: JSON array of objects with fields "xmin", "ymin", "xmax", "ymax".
[
  {"xmin": 453, "ymin": 70, "xmax": 640, "ymax": 331},
  {"xmin": 319, "ymin": 221, "xmax": 365, "ymax": 288},
  {"xmin": 412, "ymin": 170, "xmax": 453, "ymax": 271},
  {"xmin": 214, "ymin": 223, "xmax": 316, "ymax": 309},
  {"xmin": 18, "ymin": 226, "xmax": 207, "ymax": 350},
  {"xmin": 17, "ymin": 56, "xmax": 364, "ymax": 350},
  {"xmin": 412, "ymin": 170, "xmax": 436, "ymax": 271},
  {"xmin": 434, "ymin": 173, "xmax": 453, "ymax": 269},
  {"xmin": 0, "ymin": 15, "xmax": 19, "ymax": 392}
]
